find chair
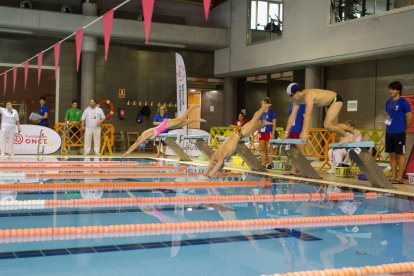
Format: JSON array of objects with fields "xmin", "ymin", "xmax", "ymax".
[
  {"xmin": 142, "ymin": 140, "xmax": 155, "ymax": 153},
  {"xmin": 126, "ymin": 131, "xmax": 140, "ymax": 152},
  {"xmin": 113, "ymin": 131, "xmax": 126, "ymax": 153}
]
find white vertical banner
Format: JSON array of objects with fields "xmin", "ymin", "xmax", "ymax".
[{"xmin": 175, "ymin": 52, "xmax": 187, "ymax": 116}]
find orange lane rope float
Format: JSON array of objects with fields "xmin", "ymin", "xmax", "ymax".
[
  {"xmin": 0, "ymin": 212, "xmax": 412, "ymax": 243},
  {"xmin": 0, "ymin": 165, "xmax": 187, "ymax": 171},
  {"xmin": 0, "ymin": 180, "xmax": 269, "ymax": 191},
  {"xmin": 0, "ymin": 161, "xmax": 146, "ymax": 165},
  {"xmin": 24, "ymin": 172, "xmax": 242, "ymax": 179},
  {"xmin": 262, "ymin": 262, "xmax": 414, "ymax": 276},
  {"xmin": 0, "ymin": 192, "xmax": 378, "ymax": 210}
]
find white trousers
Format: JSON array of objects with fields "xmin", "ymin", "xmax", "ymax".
[
  {"xmin": 1, "ymin": 127, "xmax": 16, "ymax": 155},
  {"xmin": 84, "ymin": 127, "xmax": 101, "ymax": 154},
  {"xmin": 328, "ymin": 148, "xmax": 348, "ymax": 165}
]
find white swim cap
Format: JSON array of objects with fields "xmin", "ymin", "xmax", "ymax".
[{"xmin": 286, "ymin": 83, "xmax": 301, "ymax": 96}]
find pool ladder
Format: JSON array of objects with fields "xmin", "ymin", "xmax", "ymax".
[{"xmin": 37, "ymin": 129, "xmax": 45, "ymax": 160}]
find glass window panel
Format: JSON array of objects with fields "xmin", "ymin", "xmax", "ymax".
[
  {"xmin": 269, "ymin": 3, "xmax": 279, "ymax": 20},
  {"xmin": 279, "ymin": 3, "xmax": 283, "ymax": 21},
  {"xmin": 251, "ymin": 1, "xmax": 257, "ymax": 29},
  {"xmin": 257, "ymin": 1, "xmax": 268, "ymax": 30}
]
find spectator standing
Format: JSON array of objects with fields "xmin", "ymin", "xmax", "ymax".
[
  {"xmin": 0, "ymin": 102, "xmax": 21, "ymax": 156},
  {"xmin": 385, "ymin": 81, "xmax": 412, "ymax": 184},
  {"xmin": 81, "ymin": 99, "xmax": 106, "ymax": 156}
]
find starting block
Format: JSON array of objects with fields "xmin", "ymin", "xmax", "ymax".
[
  {"xmin": 217, "ymin": 136, "xmax": 266, "ymax": 172},
  {"xmin": 182, "ymin": 135, "xmax": 214, "ymax": 159},
  {"xmin": 329, "ymin": 141, "xmax": 393, "ymax": 189},
  {"xmin": 270, "ymin": 139, "xmax": 321, "ymax": 179},
  {"xmin": 329, "ymin": 141, "xmax": 375, "ymax": 148},
  {"xmin": 235, "ymin": 142, "xmax": 266, "ymax": 172},
  {"xmin": 159, "ymin": 133, "xmax": 192, "ymax": 162},
  {"xmin": 217, "ymin": 136, "xmax": 250, "ymax": 143}
]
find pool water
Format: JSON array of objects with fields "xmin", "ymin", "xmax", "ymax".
[{"xmin": 0, "ymin": 157, "xmax": 412, "ymax": 275}]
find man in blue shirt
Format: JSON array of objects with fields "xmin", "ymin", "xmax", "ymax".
[
  {"xmin": 259, "ymin": 97, "xmax": 277, "ymax": 169},
  {"xmin": 385, "ymin": 81, "xmax": 412, "ymax": 184},
  {"xmin": 36, "ymin": 96, "xmax": 49, "ymax": 127},
  {"xmin": 284, "ymin": 103, "xmax": 306, "ymax": 175}
]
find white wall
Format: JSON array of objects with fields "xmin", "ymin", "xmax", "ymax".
[{"xmin": 215, "ymin": 0, "xmax": 414, "ymax": 76}]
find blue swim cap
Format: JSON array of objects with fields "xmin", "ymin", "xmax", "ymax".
[{"xmin": 286, "ymin": 83, "xmax": 301, "ymax": 96}]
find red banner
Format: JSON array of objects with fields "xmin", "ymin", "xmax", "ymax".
[
  {"xmin": 103, "ymin": 9, "xmax": 114, "ymax": 60},
  {"xmin": 54, "ymin": 42, "xmax": 61, "ymax": 78},
  {"xmin": 12, "ymin": 67, "xmax": 17, "ymax": 93},
  {"xmin": 37, "ymin": 52, "xmax": 43, "ymax": 85},
  {"xmin": 75, "ymin": 28, "xmax": 84, "ymax": 72},
  {"xmin": 24, "ymin": 60, "xmax": 29, "ymax": 90},
  {"xmin": 203, "ymin": 0, "xmax": 211, "ymax": 20},
  {"xmin": 3, "ymin": 71, "xmax": 7, "ymax": 96},
  {"xmin": 142, "ymin": 0, "xmax": 155, "ymax": 43},
  {"xmin": 402, "ymin": 95, "xmax": 414, "ymax": 134}
]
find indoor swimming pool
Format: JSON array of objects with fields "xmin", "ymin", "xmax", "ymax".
[{"xmin": 0, "ymin": 157, "xmax": 413, "ymax": 276}]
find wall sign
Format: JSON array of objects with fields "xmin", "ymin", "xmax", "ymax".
[
  {"xmin": 347, "ymin": 100, "xmax": 358, "ymax": 112},
  {"xmin": 118, "ymin": 88, "xmax": 126, "ymax": 99}
]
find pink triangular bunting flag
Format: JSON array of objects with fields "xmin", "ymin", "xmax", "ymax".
[
  {"xmin": 3, "ymin": 71, "xmax": 7, "ymax": 96},
  {"xmin": 203, "ymin": 0, "xmax": 211, "ymax": 20},
  {"xmin": 37, "ymin": 52, "xmax": 43, "ymax": 85},
  {"xmin": 103, "ymin": 9, "xmax": 114, "ymax": 60},
  {"xmin": 54, "ymin": 42, "xmax": 61, "ymax": 78},
  {"xmin": 142, "ymin": 0, "xmax": 155, "ymax": 44},
  {"xmin": 24, "ymin": 60, "xmax": 29, "ymax": 90},
  {"xmin": 75, "ymin": 28, "xmax": 84, "ymax": 72},
  {"xmin": 12, "ymin": 67, "xmax": 17, "ymax": 93}
]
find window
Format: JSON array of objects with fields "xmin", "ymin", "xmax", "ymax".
[
  {"xmin": 330, "ymin": 0, "xmax": 413, "ymax": 23},
  {"xmin": 248, "ymin": 0, "xmax": 284, "ymax": 44}
]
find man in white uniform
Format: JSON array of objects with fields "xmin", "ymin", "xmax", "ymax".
[
  {"xmin": 0, "ymin": 102, "xmax": 21, "ymax": 156},
  {"xmin": 81, "ymin": 99, "xmax": 105, "ymax": 155}
]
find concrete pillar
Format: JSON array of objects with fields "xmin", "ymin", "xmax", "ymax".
[
  {"xmin": 305, "ymin": 66, "xmax": 323, "ymax": 128},
  {"xmin": 223, "ymin": 77, "xmax": 237, "ymax": 125},
  {"xmin": 80, "ymin": 2, "xmax": 98, "ymax": 109}
]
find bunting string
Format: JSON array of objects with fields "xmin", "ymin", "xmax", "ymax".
[{"xmin": 0, "ymin": 0, "xmax": 212, "ymax": 89}]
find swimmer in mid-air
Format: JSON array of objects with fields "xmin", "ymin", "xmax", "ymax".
[
  {"xmin": 204, "ymin": 103, "xmax": 271, "ymax": 178},
  {"xmin": 122, "ymin": 105, "xmax": 205, "ymax": 157},
  {"xmin": 285, "ymin": 83, "xmax": 359, "ymax": 143}
]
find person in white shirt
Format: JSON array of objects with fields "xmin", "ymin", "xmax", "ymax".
[
  {"xmin": 81, "ymin": 99, "xmax": 106, "ymax": 155},
  {"xmin": 0, "ymin": 102, "xmax": 21, "ymax": 156}
]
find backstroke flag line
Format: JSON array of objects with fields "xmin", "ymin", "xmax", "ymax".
[{"xmin": 175, "ymin": 52, "xmax": 187, "ymax": 117}]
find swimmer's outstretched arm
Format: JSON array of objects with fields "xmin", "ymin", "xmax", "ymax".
[
  {"xmin": 207, "ymin": 158, "xmax": 224, "ymax": 178},
  {"xmin": 122, "ymin": 129, "xmax": 154, "ymax": 157},
  {"xmin": 284, "ymin": 104, "xmax": 300, "ymax": 138},
  {"xmin": 204, "ymin": 152, "xmax": 218, "ymax": 176},
  {"xmin": 300, "ymin": 95, "xmax": 314, "ymax": 140}
]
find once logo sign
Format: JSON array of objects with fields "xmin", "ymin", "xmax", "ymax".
[
  {"xmin": 13, "ymin": 125, "xmax": 61, "ymax": 155},
  {"xmin": 14, "ymin": 133, "xmax": 24, "ymax": 145}
]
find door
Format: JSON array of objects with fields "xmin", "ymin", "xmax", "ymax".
[{"xmin": 187, "ymin": 92, "xmax": 201, "ymax": 129}]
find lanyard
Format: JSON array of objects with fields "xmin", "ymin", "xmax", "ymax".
[{"xmin": 388, "ymin": 99, "xmax": 399, "ymax": 117}]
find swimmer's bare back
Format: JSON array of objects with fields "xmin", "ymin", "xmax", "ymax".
[{"xmin": 298, "ymin": 89, "xmax": 337, "ymax": 107}]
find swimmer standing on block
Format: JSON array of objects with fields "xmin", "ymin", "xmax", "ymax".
[
  {"xmin": 285, "ymin": 83, "xmax": 358, "ymax": 143},
  {"xmin": 122, "ymin": 105, "xmax": 205, "ymax": 157},
  {"xmin": 204, "ymin": 103, "xmax": 271, "ymax": 178}
]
